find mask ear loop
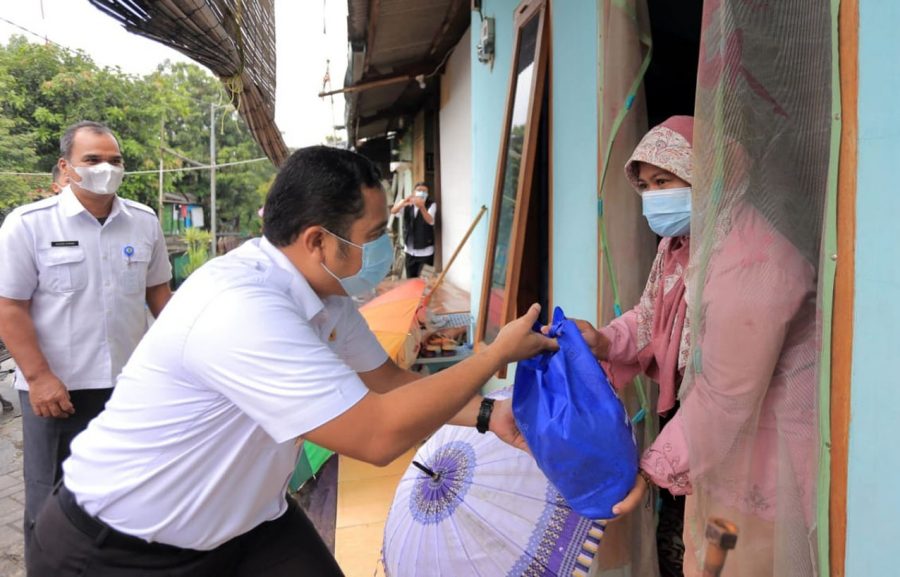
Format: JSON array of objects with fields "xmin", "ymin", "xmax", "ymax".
[{"xmin": 319, "ymin": 227, "xmax": 364, "ymax": 285}]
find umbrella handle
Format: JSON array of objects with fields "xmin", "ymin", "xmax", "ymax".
[
  {"xmin": 412, "ymin": 460, "xmax": 440, "ymax": 481},
  {"xmin": 701, "ymin": 517, "xmax": 738, "ymax": 577}
]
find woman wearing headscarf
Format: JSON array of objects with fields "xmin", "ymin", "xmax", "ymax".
[
  {"xmin": 577, "ymin": 115, "xmax": 695, "ymax": 577},
  {"xmin": 597, "ymin": 118, "xmax": 819, "ymax": 576}
]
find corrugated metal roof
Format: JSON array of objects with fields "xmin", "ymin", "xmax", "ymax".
[{"xmin": 345, "ymin": 0, "xmax": 469, "ymax": 144}]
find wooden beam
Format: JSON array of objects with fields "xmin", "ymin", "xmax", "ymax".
[
  {"xmin": 318, "ymin": 74, "xmax": 411, "ymax": 98},
  {"xmin": 830, "ymin": 0, "xmax": 858, "ymax": 574}
]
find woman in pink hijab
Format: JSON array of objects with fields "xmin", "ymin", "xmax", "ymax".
[
  {"xmin": 578, "ymin": 115, "xmax": 695, "ymax": 577},
  {"xmin": 590, "ymin": 117, "xmax": 819, "ymax": 576}
]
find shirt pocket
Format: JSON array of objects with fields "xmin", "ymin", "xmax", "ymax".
[
  {"xmin": 37, "ymin": 246, "xmax": 88, "ymax": 293},
  {"xmin": 119, "ymin": 244, "xmax": 152, "ymax": 295}
]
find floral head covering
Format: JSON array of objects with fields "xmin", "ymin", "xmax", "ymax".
[{"xmin": 624, "ymin": 115, "xmax": 694, "ymax": 191}]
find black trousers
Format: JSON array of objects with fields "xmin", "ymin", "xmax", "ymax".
[
  {"xmin": 28, "ymin": 484, "xmax": 345, "ymax": 577},
  {"xmin": 404, "ymin": 253, "xmax": 434, "ymax": 278},
  {"xmin": 20, "ymin": 388, "xmax": 113, "ymax": 563}
]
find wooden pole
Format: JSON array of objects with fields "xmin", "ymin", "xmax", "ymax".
[
  {"xmin": 318, "ymin": 74, "xmax": 411, "ymax": 98},
  {"xmin": 830, "ymin": 2, "xmax": 858, "ymax": 576},
  {"xmin": 425, "ymin": 205, "xmax": 488, "ymax": 305}
]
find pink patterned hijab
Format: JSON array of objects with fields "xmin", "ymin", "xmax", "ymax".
[
  {"xmin": 625, "ymin": 115, "xmax": 694, "ymax": 191},
  {"xmin": 627, "ymin": 116, "xmax": 693, "ymax": 414}
]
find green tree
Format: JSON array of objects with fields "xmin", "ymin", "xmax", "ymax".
[
  {"xmin": 182, "ymin": 227, "xmax": 211, "ymax": 277},
  {"xmin": 0, "ymin": 114, "xmax": 39, "ymax": 212}
]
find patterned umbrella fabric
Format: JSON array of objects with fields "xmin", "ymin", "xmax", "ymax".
[{"xmin": 383, "ymin": 424, "xmax": 607, "ymax": 577}]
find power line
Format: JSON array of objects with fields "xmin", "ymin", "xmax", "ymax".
[
  {"xmin": 128, "ymin": 157, "xmax": 269, "ymax": 175},
  {"xmin": 0, "ymin": 16, "xmax": 69, "ymax": 54},
  {"xmin": 0, "ymin": 156, "xmax": 270, "ymax": 178}
]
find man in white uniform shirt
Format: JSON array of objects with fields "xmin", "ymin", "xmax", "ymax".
[
  {"xmin": 30, "ymin": 146, "xmax": 555, "ymax": 576},
  {"xmin": 0, "ymin": 121, "xmax": 172, "ymax": 558}
]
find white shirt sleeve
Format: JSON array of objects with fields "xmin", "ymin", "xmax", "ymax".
[
  {"xmin": 335, "ymin": 301, "xmax": 389, "ymax": 373},
  {"xmin": 182, "ymin": 285, "xmax": 370, "ymax": 443},
  {"xmin": 146, "ymin": 219, "xmax": 172, "ymax": 287},
  {"xmin": 0, "ymin": 211, "xmax": 38, "ymax": 300},
  {"xmin": 427, "ymin": 203, "xmax": 437, "ymax": 219}
]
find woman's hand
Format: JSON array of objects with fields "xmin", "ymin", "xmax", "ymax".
[
  {"xmin": 540, "ymin": 318, "xmax": 610, "ymax": 360},
  {"xmin": 611, "ymin": 472, "xmax": 650, "ymax": 517},
  {"xmin": 490, "ymin": 304, "xmax": 559, "ymax": 365},
  {"xmin": 572, "ymin": 319, "xmax": 611, "ymax": 361}
]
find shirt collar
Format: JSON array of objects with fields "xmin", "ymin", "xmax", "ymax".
[
  {"xmin": 258, "ymin": 236, "xmax": 326, "ymax": 321},
  {"xmin": 59, "ymin": 185, "xmax": 130, "ymax": 221}
]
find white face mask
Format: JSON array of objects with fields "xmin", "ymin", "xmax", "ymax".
[
  {"xmin": 73, "ymin": 163, "xmax": 124, "ymax": 196},
  {"xmin": 414, "ymin": 190, "xmax": 428, "ymax": 199}
]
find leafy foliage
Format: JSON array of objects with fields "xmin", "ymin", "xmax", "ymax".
[{"xmin": 182, "ymin": 227, "xmax": 212, "ymax": 277}]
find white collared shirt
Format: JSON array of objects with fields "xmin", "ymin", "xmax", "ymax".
[
  {"xmin": 0, "ymin": 187, "xmax": 171, "ymax": 391},
  {"xmin": 63, "ymin": 237, "xmax": 387, "ymax": 550}
]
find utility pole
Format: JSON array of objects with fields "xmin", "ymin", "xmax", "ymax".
[
  {"xmin": 209, "ymin": 103, "xmax": 217, "ymax": 257},
  {"xmin": 158, "ymin": 118, "xmax": 165, "ymax": 218}
]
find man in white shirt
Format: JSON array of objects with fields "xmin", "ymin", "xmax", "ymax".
[
  {"xmin": 29, "ymin": 146, "xmax": 555, "ymax": 577},
  {"xmin": 391, "ymin": 181, "xmax": 437, "ymax": 277},
  {"xmin": 0, "ymin": 121, "xmax": 172, "ymax": 558}
]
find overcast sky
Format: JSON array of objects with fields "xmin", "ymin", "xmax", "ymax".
[{"xmin": 0, "ymin": 0, "xmax": 348, "ymax": 148}]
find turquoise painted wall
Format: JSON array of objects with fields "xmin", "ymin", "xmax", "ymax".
[
  {"xmin": 550, "ymin": 1, "xmax": 599, "ymax": 323},
  {"xmin": 470, "ymin": 0, "xmax": 516, "ymax": 327},
  {"xmin": 844, "ymin": 1, "xmax": 900, "ymax": 574},
  {"xmin": 469, "ymin": 1, "xmax": 599, "ymax": 390},
  {"xmin": 469, "ymin": 0, "xmax": 599, "ymax": 326}
]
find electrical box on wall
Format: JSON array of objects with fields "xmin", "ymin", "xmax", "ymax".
[{"xmin": 477, "ymin": 17, "xmax": 494, "ymax": 64}]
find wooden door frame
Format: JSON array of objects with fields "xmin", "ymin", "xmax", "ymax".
[
  {"xmin": 830, "ymin": 0, "xmax": 857, "ymax": 574},
  {"xmin": 475, "ymin": 0, "xmax": 551, "ymax": 347}
]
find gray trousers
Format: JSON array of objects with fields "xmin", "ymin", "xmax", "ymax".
[{"xmin": 19, "ymin": 388, "xmax": 113, "ymax": 560}]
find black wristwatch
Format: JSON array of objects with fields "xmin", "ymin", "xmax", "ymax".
[{"xmin": 476, "ymin": 398, "xmax": 495, "ymax": 434}]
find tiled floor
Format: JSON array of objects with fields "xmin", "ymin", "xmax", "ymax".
[{"xmin": 335, "ymin": 448, "xmax": 417, "ymax": 577}]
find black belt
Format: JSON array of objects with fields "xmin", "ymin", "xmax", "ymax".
[{"xmin": 56, "ymin": 484, "xmax": 184, "ymax": 553}]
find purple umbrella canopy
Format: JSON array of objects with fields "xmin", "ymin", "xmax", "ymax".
[{"xmin": 382, "ymin": 424, "xmax": 607, "ymax": 576}]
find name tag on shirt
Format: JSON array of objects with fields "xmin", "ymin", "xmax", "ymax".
[{"xmin": 51, "ymin": 241, "xmax": 79, "ymax": 247}]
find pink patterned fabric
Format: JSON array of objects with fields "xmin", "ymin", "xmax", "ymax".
[
  {"xmin": 624, "ymin": 115, "xmax": 694, "ymax": 191},
  {"xmin": 599, "ymin": 116, "xmax": 694, "ymax": 414},
  {"xmin": 599, "ymin": 236, "xmax": 690, "ymax": 414},
  {"xmin": 640, "ymin": 203, "xmax": 817, "ymax": 527}
]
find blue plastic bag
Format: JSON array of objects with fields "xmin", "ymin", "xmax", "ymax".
[{"xmin": 513, "ymin": 307, "xmax": 638, "ymax": 519}]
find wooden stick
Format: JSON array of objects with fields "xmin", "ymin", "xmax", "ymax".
[
  {"xmin": 425, "ymin": 205, "xmax": 488, "ymax": 306},
  {"xmin": 702, "ymin": 517, "xmax": 739, "ymax": 577},
  {"xmin": 318, "ymin": 74, "xmax": 411, "ymax": 98}
]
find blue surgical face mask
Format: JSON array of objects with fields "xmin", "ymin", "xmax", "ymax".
[
  {"xmin": 641, "ymin": 187, "xmax": 692, "ymax": 238},
  {"xmin": 321, "ymin": 229, "xmax": 393, "ymax": 296}
]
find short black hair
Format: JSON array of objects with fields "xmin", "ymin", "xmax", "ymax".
[
  {"xmin": 414, "ymin": 181, "xmax": 428, "ymax": 189},
  {"xmin": 263, "ymin": 146, "xmax": 383, "ymax": 247},
  {"xmin": 60, "ymin": 121, "xmax": 116, "ymax": 160}
]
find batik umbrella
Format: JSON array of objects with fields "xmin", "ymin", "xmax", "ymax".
[
  {"xmin": 382, "ymin": 424, "xmax": 607, "ymax": 577},
  {"xmin": 360, "ymin": 278, "xmax": 427, "ymax": 369}
]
